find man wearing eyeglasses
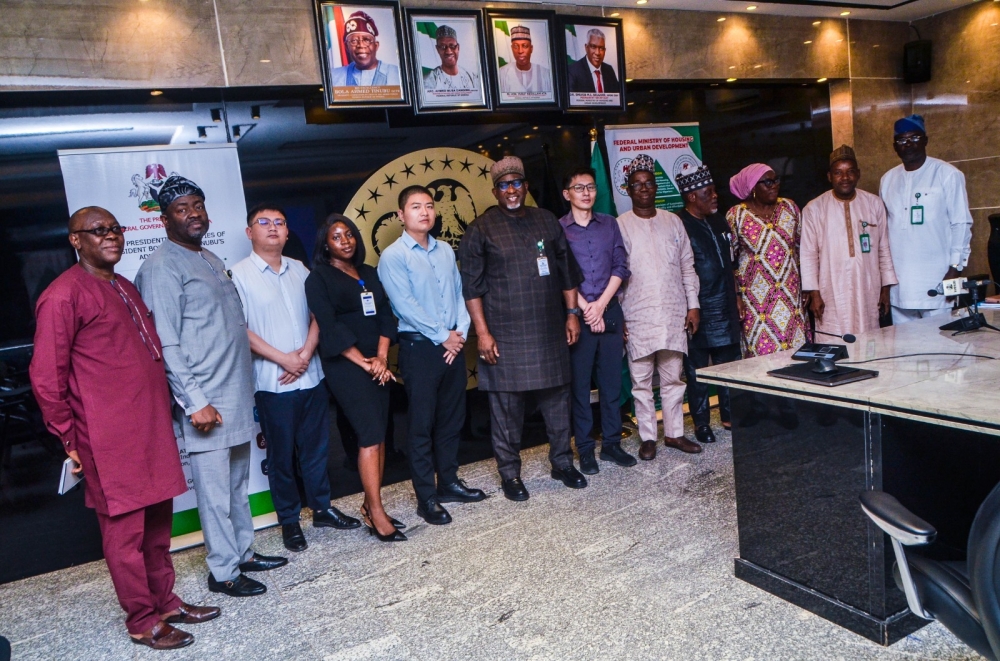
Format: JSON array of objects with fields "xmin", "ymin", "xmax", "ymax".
[
  {"xmin": 135, "ymin": 176, "xmax": 287, "ymax": 600},
  {"xmin": 458, "ymin": 156, "xmax": 588, "ymax": 501},
  {"xmin": 230, "ymin": 203, "xmax": 360, "ymax": 553},
  {"xmin": 31, "ymin": 207, "xmax": 220, "ymax": 649},
  {"xmin": 330, "ymin": 11, "xmax": 400, "ymax": 87},
  {"xmin": 617, "ymin": 154, "xmax": 702, "ymax": 461},
  {"xmin": 879, "ymin": 114, "xmax": 973, "ymax": 323},
  {"xmin": 559, "ymin": 167, "xmax": 635, "ymax": 475},
  {"xmin": 423, "ymin": 25, "xmax": 479, "ymax": 93}
]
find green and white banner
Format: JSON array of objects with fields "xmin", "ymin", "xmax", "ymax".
[
  {"xmin": 604, "ymin": 123, "xmax": 703, "ymax": 213},
  {"xmin": 57, "ymin": 143, "xmax": 275, "ymax": 546}
]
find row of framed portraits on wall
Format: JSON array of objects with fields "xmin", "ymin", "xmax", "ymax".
[{"xmin": 313, "ymin": 1, "xmax": 626, "ymax": 113}]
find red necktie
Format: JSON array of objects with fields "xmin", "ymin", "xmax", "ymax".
[{"xmin": 594, "ymin": 71, "xmax": 603, "ymax": 93}]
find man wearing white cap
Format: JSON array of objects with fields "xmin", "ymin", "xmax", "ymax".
[{"xmin": 497, "ymin": 25, "xmax": 552, "ymax": 95}]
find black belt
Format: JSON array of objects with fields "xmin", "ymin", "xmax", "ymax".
[{"xmin": 399, "ymin": 329, "xmax": 456, "ymax": 343}]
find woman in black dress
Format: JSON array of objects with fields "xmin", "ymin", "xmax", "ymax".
[{"xmin": 305, "ymin": 214, "xmax": 404, "ymax": 542}]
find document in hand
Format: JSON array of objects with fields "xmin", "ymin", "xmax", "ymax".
[{"xmin": 58, "ymin": 457, "xmax": 83, "ymax": 495}]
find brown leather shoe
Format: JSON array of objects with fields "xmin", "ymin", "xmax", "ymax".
[
  {"xmin": 638, "ymin": 440, "xmax": 657, "ymax": 461},
  {"xmin": 163, "ymin": 602, "xmax": 221, "ymax": 625},
  {"xmin": 664, "ymin": 436, "xmax": 703, "ymax": 454},
  {"xmin": 130, "ymin": 621, "xmax": 194, "ymax": 650}
]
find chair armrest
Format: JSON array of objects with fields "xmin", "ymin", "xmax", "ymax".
[{"xmin": 860, "ymin": 490, "xmax": 937, "ymax": 546}]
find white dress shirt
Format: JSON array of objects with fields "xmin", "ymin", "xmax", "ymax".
[
  {"xmin": 880, "ymin": 156, "xmax": 973, "ymax": 309},
  {"xmin": 231, "ymin": 252, "xmax": 323, "ymax": 393}
]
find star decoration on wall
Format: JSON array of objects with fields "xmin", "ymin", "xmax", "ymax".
[
  {"xmin": 440, "ymin": 155, "xmax": 454, "ymax": 170},
  {"xmin": 355, "ymin": 205, "xmax": 369, "ymax": 221},
  {"xmin": 382, "ymin": 173, "xmax": 398, "ymax": 189},
  {"xmin": 420, "ymin": 157, "xmax": 435, "ymax": 172},
  {"xmin": 477, "ymin": 165, "xmax": 490, "ymax": 180},
  {"xmin": 400, "ymin": 163, "xmax": 415, "ymax": 178},
  {"xmin": 367, "ymin": 187, "xmax": 383, "ymax": 203},
  {"xmin": 459, "ymin": 158, "xmax": 473, "ymax": 172}
]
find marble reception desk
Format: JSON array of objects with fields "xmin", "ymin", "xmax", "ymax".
[{"xmin": 697, "ymin": 311, "xmax": 1000, "ymax": 646}]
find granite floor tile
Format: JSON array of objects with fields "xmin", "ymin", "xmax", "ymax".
[{"xmin": 0, "ymin": 411, "xmax": 987, "ymax": 660}]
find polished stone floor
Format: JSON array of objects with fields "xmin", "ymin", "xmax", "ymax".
[{"xmin": 0, "ymin": 413, "xmax": 984, "ymax": 660}]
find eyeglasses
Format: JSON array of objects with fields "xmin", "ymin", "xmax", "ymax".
[
  {"xmin": 346, "ymin": 36, "xmax": 375, "ymax": 48},
  {"xmin": 254, "ymin": 217, "xmax": 286, "ymax": 227},
  {"xmin": 629, "ymin": 181, "xmax": 657, "ymax": 191},
  {"xmin": 894, "ymin": 135, "xmax": 924, "ymax": 146},
  {"xmin": 497, "ymin": 179, "xmax": 524, "ymax": 191},
  {"xmin": 72, "ymin": 225, "xmax": 124, "ymax": 237},
  {"xmin": 567, "ymin": 184, "xmax": 597, "ymax": 193},
  {"xmin": 758, "ymin": 177, "xmax": 781, "ymax": 188},
  {"xmin": 436, "ymin": 43, "xmax": 460, "ymax": 51}
]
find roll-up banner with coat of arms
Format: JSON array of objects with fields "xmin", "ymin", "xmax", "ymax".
[
  {"xmin": 342, "ymin": 147, "xmax": 535, "ymax": 389},
  {"xmin": 57, "ymin": 144, "xmax": 276, "ymax": 548},
  {"xmin": 604, "ymin": 123, "xmax": 703, "ymax": 214}
]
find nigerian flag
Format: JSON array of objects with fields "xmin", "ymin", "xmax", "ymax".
[{"xmin": 591, "ymin": 139, "xmax": 617, "ymax": 216}]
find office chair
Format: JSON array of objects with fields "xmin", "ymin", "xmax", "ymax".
[{"xmin": 860, "ymin": 483, "xmax": 1000, "ymax": 661}]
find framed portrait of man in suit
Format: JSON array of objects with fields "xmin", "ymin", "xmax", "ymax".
[
  {"xmin": 313, "ymin": 0, "xmax": 410, "ymax": 108},
  {"xmin": 557, "ymin": 17, "xmax": 626, "ymax": 113}
]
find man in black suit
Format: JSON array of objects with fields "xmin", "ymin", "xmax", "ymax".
[{"xmin": 567, "ymin": 28, "xmax": 620, "ymax": 94}]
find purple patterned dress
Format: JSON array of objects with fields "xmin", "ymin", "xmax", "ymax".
[{"xmin": 726, "ymin": 199, "xmax": 810, "ymax": 357}]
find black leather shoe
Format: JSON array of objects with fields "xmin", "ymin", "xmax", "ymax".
[
  {"xmin": 436, "ymin": 479, "xmax": 487, "ymax": 503},
  {"xmin": 238, "ymin": 552, "xmax": 288, "ymax": 573},
  {"xmin": 694, "ymin": 426, "xmax": 717, "ymax": 443},
  {"xmin": 313, "ymin": 507, "xmax": 361, "ymax": 530},
  {"xmin": 416, "ymin": 496, "xmax": 452, "ymax": 525},
  {"xmin": 551, "ymin": 465, "xmax": 588, "ymax": 489},
  {"xmin": 600, "ymin": 444, "xmax": 638, "ymax": 467},
  {"xmin": 578, "ymin": 452, "xmax": 599, "ymax": 475},
  {"xmin": 207, "ymin": 573, "xmax": 266, "ymax": 597},
  {"xmin": 282, "ymin": 523, "xmax": 307, "ymax": 552},
  {"xmin": 501, "ymin": 477, "xmax": 530, "ymax": 502}
]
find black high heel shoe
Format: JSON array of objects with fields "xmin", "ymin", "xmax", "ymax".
[
  {"xmin": 368, "ymin": 524, "xmax": 407, "ymax": 542},
  {"xmin": 360, "ymin": 504, "xmax": 406, "ymax": 530}
]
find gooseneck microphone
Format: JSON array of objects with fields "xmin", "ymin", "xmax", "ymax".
[{"xmin": 814, "ymin": 329, "xmax": 856, "ymax": 343}]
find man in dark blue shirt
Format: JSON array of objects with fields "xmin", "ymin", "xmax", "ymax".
[{"xmin": 559, "ymin": 167, "xmax": 636, "ymax": 474}]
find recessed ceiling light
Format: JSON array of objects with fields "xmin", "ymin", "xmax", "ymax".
[
  {"xmin": 636, "ymin": 0, "xmax": 647, "ymax": 5},
  {"xmin": 609, "ymin": 11, "xmax": 620, "ymax": 16},
  {"xmin": 727, "ymin": 77, "xmax": 737, "ymax": 82},
  {"xmin": 804, "ymin": 40, "xmax": 812, "ymax": 44},
  {"xmin": 717, "ymin": 17, "xmax": 726, "ymax": 22},
  {"xmin": 813, "ymin": 20, "xmax": 821, "ymax": 26},
  {"xmin": 532, "ymin": 126, "xmax": 539, "ymax": 130},
  {"xmin": 817, "ymin": 77, "xmax": 828, "ymax": 82},
  {"xmin": 840, "ymin": 11, "xmax": 850, "ymax": 15},
  {"xmin": 625, "ymin": 78, "xmax": 633, "ymax": 82},
  {"xmin": 318, "ymin": 87, "xmax": 324, "ymax": 91},
  {"xmin": 746, "ymin": 5, "xmax": 757, "ymax": 10},
  {"xmin": 556, "ymin": 125, "xmax": 562, "ymax": 128},
  {"xmin": 710, "ymin": 83, "xmax": 719, "ymax": 86},
  {"xmin": 150, "ymin": 90, "xmax": 163, "ymax": 96},
  {"xmin": 729, "ymin": 65, "xmax": 736, "ymax": 69},
  {"xmin": 627, "ymin": 101, "xmax": 635, "ymax": 106},
  {"xmin": 478, "ymin": 144, "xmax": 483, "ymax": 149},
  {"xmin": 503, "ymin": 136, "xmax": 509, "ymax": 140},
  {"xmin": 260, "ymin": 59, "xmax": 271, "ymax": 63}
]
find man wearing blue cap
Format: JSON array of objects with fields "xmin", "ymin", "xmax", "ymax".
[{"xmin": 879, "ymin": 115, "xmax": 973, "ymax": 323}]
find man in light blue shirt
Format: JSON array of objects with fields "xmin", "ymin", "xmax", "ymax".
[
  {"xmin": 378, "ymin": 185, "xmax": 486, "ymax": 525},
  {"xmin": 231, "ymin": 202, "xmax": 360, "ymax": 553}
]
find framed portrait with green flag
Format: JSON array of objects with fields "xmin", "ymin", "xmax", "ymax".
[
  {"xmin": 558, "ymin": 17, "xmax": 626, "ymax": 113},
  {"xmin": 484, "ymin": 9, "xmax": 561, "ymax": 111},
  {"xmin": 405, "ymin": 9, "xmax": 490, "ymax": 113}
]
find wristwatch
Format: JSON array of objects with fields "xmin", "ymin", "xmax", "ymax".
[{"xmin": 566, "ymin": 307, "xmax": 582, "ymax": 316}]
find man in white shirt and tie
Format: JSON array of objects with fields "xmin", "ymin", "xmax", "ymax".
[{"xmin": 879, "ymin": 114, "xmax": 973, "ymax": 323}]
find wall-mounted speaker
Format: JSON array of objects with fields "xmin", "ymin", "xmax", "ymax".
[{"xmin": 904, "ymin": 40, "xmax": 932, "ymax": 84}]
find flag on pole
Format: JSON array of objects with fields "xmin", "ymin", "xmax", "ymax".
[{"xmin": 590, "ymin": 130, "xmax": 617, "ymax": 216}]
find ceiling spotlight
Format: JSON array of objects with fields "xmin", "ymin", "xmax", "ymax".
[
  {"xmin": 503, "ymin": 136, "xmax": 509, "ymax": 140},
  {"xmin": 210, "ymin": 108, "xmax": 222, "ymax": 123},
  {"xmin": 840, "ymin": 10, "xmax": 850, "ymax": 15},
  {"xmin": 726, "ymin": 77, "xmax": 738, "ymax": 82},
  {"xmin": 804, "ymin": 40, "xmax": 812, "ymax": 44},
  {"xmin": 717, "ymin": 17, "xmax": 726, "ymax": 22},
  {"xmin": 251, "ymin": 105, "xmax": 261, "ymax": 120},
  {"xmin": 233, "ymin": 125, "xmax": 242, "ymax": 138},
  {"xmin": 150, "ymin": 90, "xmax": 163, "ymax": 96},
  {"xmin": 627, "ymin": 101, "xmax": 635, "ymax": 106},
  {"xmin": 609, "ymin": 11, "xmax": 620, "ymax": 16},
  {"xmin": 260, "ymin": 59, "xmax": 271, "ymax": 63},
  {"xmin": 813, "ymin": 20, "xmax": 821, "ymax": 26},
  {"xmin": 746, "ymin": 5, "xmax": 757, "ymax": 10},
  {"xmin": 197, "ymin": 126, "xmax": 208, "ymax": 138},
  {"xmin": 817, "ymin": 77, "xmax": 828, "ymax": 82},
  {"xmin": 318, "ymin": 87, "xmax": 324, "ymax": 92},
  {"xmin": 636, "ymin": 0, "xmax": 647, "ymax": 5},
  {"xmin": 625, "ymin": 78, "xmax": 633, "ymax": 82},
  {"xmin": 478, "ymin": 144, "xmax": 483, "ymax": 149},
  {"xmin": 556, "ymin": 125, "xmax": 562, "ymax": 129},
  {"xmin": 532, "ymin": 126, "xmax": 539, "ymax": 129}
]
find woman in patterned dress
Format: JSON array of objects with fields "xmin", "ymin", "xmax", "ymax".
[{"xmin": 726, "ymin": 163, "xmax": 810, "ymax": 357}]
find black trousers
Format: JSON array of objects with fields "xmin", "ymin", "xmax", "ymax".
[
  {"xmin": 254, "ymin": 385, "xmax": 331, "ymax": 525},
  {"xmin": 683, "ymin": 343, "xmax": 741, "ymax": 428},
  {"xmin": 487, "ymin": 385, "xmax": 573, "ymax": 480},
  {"xmin": 569, "ymin": 302, "xmax": 624, "ymax": 454},
  {"xmin": 399, "ymin": 336, "xmax": 465, "ymax": 503}
]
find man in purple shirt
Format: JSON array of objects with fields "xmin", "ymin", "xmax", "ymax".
[{"xmin": 560, "ymin": 167, "xmax": 636, "ymax": 474}]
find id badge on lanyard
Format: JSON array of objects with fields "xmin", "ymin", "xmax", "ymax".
[
  {"xmin": 536, "ymin": 240, "xmax": 550, "ymax": 277},
  {"xmin": 358, "ymin": 279, "xmax": 376, "ymax": 316},
  {"xmin": 860, "ymin": 221, "xmax": 871, "ymax": 253},
  {"xmin": 911, "ymin": 192, "xmax": 924, "ymax": 225}
]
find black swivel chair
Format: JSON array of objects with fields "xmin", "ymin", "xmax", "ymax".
[{"xmin": 860, "ymin": 484, "xmax": 1000, "ymax": 660}]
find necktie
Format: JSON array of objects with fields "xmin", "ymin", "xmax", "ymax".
[{"xmin": 594, "ymin": 70, "xmax": 603, "ymax": 93}]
